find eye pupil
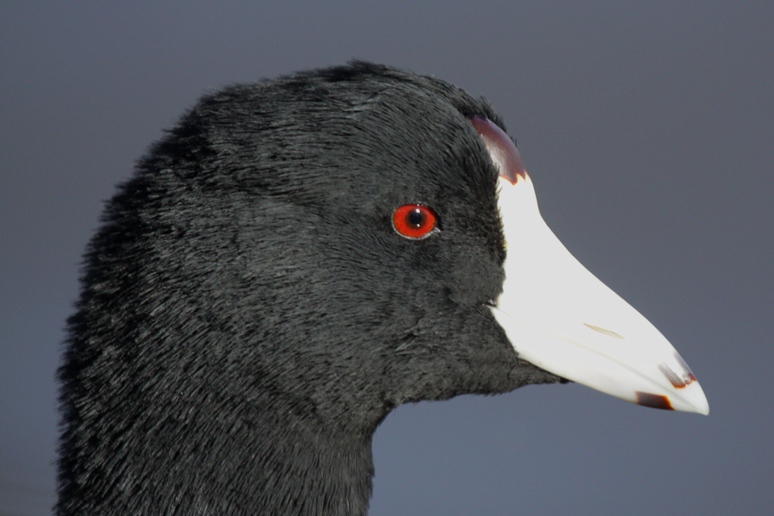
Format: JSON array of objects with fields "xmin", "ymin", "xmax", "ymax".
[
  {"xmin": 392, "ymin": 204, "xmax": 438, "ymax": 239},
  {"xmin": 406, "ymin": 208, "xmax": 425, "ymax": 228}
]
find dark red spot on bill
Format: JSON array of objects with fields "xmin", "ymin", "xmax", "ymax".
[
  {"xmin": 635, "ymin": 392, "xmax": 674, "ymax": 411},
  {"xmin": 469, "ymin": 115, "xmax": 526, "ymax": 184},
  {"xmin": 658, "ymin": 362, "xmax": 697, "ymax": 389}
]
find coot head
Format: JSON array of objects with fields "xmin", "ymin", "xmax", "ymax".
[{"xmin": 57, "ymin": 62, "xmax": 707, "ymax": 514}]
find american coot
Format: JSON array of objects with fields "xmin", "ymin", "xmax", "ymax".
[{"xmin": 57, "ymin": 62, "xmax": 708, "ymax": 515}]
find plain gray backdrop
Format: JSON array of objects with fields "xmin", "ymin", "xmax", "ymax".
[{"xmin": 2, "ymin": 2, "xmax": 772, "ymax": 515}]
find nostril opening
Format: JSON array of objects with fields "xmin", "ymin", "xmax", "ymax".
[{"xmin": 583, "ymin": 323, "xmax": 624, "ymax": 339}]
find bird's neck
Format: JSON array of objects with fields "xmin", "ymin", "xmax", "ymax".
[
  {"xmin": 204, "ymin": 417, "xmax": 376, "ymax": 515},
  {"xmin": 60, "ymin": 396, "xmax": 377, "ymax": 515}
]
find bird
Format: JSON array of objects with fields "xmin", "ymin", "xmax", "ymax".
[{"xmin": 56, "ymin": 61, "xmax": 708, "ymax": 515}]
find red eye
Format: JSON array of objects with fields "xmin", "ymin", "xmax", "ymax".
[{"xmin": 392, "ymin": 204, "xmax": 438, "ymax": 239}]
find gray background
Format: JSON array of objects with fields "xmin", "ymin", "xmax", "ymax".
[{"xmin": 2, "ymin": 2, "xmax": 772, "ymax": 515}]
